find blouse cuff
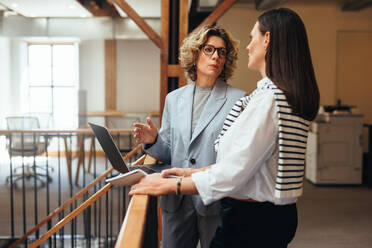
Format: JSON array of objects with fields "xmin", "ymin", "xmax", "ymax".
[{"xmin": 191, "ymin": 170, "xmax": 214, "ymax": 205}]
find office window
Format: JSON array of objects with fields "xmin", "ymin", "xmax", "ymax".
[{"xmin": 27, "ymin": 43, "xmax": 78, "ymax": 129}]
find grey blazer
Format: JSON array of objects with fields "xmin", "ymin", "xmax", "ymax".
[{"xmin": 144, "ymin": 79, "xmax": 245, "ymax": 216}]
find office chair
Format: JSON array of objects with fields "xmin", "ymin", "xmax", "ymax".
[{"xmin": 5, "ymin": 116, "xmax": 52, "ymax": 187}]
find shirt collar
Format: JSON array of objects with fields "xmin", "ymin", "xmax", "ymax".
[{"xmin": 256, "ymin": 77, "xmax": 272, "ymax": 88}]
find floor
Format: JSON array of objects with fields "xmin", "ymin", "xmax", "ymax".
[{"xmin": 289, "ymin": 181, "xmax": 372, "ymax": 248}]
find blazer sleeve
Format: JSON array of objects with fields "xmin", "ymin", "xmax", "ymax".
[{"xmin": 143, "ymin": 95, "xmax": 172, "ymax": 164}]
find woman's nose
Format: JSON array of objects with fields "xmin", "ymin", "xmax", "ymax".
[{"xmin": 211, "ymin": 50, "xmax": 219, "ymax": 59}]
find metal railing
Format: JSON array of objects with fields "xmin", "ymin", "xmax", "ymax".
[{"xmin": 0, "ymin": 129, "xmax": 141, "ymax": 247}]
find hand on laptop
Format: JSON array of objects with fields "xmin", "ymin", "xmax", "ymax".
[
  {"xmin": 133, "ymin": 117, "xmax": 158, "ymax": 144},
  {"xmin": 129, "ymin": 173, "xmax": 177, "ymax": 196}
]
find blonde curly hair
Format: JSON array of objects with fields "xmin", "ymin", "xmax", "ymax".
[{"xmin": 179, "ymin": 25, "xmax": 239, "ymax": 82}]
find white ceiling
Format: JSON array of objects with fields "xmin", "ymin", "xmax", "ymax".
[
  {"xmin": 0, "ymin": 0, "xmax": 164, "ymax": 18},
  {"xmin": 0, "ymin": 0, "xmax": 93, "ymax": 17}
]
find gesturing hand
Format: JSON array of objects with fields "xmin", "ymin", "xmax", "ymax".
[{"xmin": 132, "ymin": 117, "xmax": 158, "ymax": 144}]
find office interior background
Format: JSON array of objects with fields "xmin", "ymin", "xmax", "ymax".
[{"xmin": 0, "ymin": 0, "xmax": 371, "ymax": 247}]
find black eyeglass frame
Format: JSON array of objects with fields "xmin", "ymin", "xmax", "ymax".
[{"xmin": 199, "ymin": 44, "xmax": 228, "ymax": 58}]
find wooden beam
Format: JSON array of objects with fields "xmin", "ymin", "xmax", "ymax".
[
  {"xmin": 76, "ymin": 0, "xmax": 119, "ymax": 17},
  {"xmin": 105, "ymin": 40, "xmax": 117, "ymax": 111},
  {"xmin": 167, "ymin": 64, "xmax": 181, "ymax": 77},
  {"xmin": 113, "ymin": 0, "xmax": 162, "ymax": 48},
  {"xmin": 160, "ymin": 0, "xmax": 170, "ymax": 115},
  {"xmin": 178, "ymin": 0, "xmax": 189, "ymax": 87},
  {"xmin": 195, "ymin": 0, "xmax": 237, "ymax": 31}
]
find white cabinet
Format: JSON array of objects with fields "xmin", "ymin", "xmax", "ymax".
[{"xmin": 306, "ymin": 114, "xmax": 363, "ymax": 184}]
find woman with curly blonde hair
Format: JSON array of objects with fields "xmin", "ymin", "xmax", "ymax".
[{"xmin": 133, "ymin": 25, "xmax": 245, "ymax": 248}]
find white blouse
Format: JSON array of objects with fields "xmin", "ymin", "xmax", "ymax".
[{"xmin": 191, "ymin": 78, "xmax": 297, "ymax": 206}]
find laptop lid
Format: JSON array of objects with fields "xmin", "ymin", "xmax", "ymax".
[{"xmin": 88, "ymin": 122, "xmax": 130, "ymax": 174}]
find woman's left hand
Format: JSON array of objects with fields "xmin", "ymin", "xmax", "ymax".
[{"xmin": 128, "ymin": 173, "xmax": 176, "ymax": 196}]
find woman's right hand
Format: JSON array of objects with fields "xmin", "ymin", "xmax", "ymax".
[
  {"xmin": 161, "ymin": 168, "xmax": 195, "ymax": 178},
  {"xmin": 133, "ymin": 117, "xmax": 158, "ymax": 144}
]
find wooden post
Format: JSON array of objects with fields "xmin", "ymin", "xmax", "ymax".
[
  {"xmin": 160, "ymin": 0, "xmax": 170, "ymax": 115},
  {"xmin": 105, "ymin": 40, "xmax": 117, "ymax": 112},
  {"xmin": 178, "ymin": 0, "xmax": 189, "ymax": 87}
]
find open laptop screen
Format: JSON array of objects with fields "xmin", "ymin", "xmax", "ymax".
[{"xmin": 89, "ymin": 122, "xmax": 130, "ymax": 174}]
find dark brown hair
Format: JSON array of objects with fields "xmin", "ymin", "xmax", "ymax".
[{"xmin": 258, "ymin": 8, "xmax": 320, "ymax": 121}]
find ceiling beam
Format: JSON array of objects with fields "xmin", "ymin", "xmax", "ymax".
[
  {"xmin": 255, "ymin": 0, "xmax": 287, "ymax": 11},
  {"xmin": 77, "ymin": 0, "xmax": 119, "ymax": 17},
  {"xmin": 195, "ymin": 0, "xmax": 237, "ymax": 31},
  {"xmin": 112, "ymin": 0, "xmax": 162, "ymax": 48},
  {"xmin": 342, "ymin": 0, "xmax": 372, "ymax": 11}
]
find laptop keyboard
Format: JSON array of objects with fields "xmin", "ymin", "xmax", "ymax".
[{"xmin": 128, "ymin": 165, "xmax": 156, "ymax": 174}]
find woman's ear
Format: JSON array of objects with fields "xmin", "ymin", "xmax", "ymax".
[{"xmin": 264, "ymin": 31, "xmax": 270, "ymax": 51}]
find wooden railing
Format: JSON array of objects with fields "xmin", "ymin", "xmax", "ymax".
[
  {"xmin": 25, "ymin": 148, "xmax": 145, "ymax": 248},
  {"xmin": 0, "ymin": 126, "xmax": 143, "ymax": 247},
  {"xmin": 115, "ymin": 195, "xmax": 150, "ymax": 248},
  {"xmin": 1, "ymin": 128, "xmax": 159, "ymax": 248},
  {"xmin": 114, "ymin": 155, "xmax": 159, "ymax": 248}
]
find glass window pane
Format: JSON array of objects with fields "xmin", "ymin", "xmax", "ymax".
[
  {"xmin": 53, "ymin": 87, "xmax": 78, "ymax": 129},
  {"xmin": 28, "ymin": 45, "xmax": 51, "ymax": 67},
  {"xmin": 53, "ymin": 65, "xmax": 74, "ymax": 85},
  {"xmin": 29, "ymin": 65, "xmax": 51, "ymax": 85},
  {"xmin": 53, "ymin": 45, "xmax": 76, "ymax": 86},
  {"xmin": 29, "ymin": 87, "xmax": 52, "ymax": 113},
  {"xmin": 28, "ymin": 45, "xmax": 52, "ymax": 85}
]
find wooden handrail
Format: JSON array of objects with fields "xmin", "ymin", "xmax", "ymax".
[
  {"xmin": 115, "ymin": 155, "xmax": 159, "ymax": 248},
  {"xmin": 115, "ymin": 195, "xmax": 150, "ymax": 248},
  {"xmin": 29, "ymin": 183, "xmax": 113, "ymax": 248},
  {"xmin": 10, "ymin": 144, "xmax": 143, "ymax": 248}
]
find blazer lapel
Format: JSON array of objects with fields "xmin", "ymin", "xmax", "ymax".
[
  {"xmin": 177, "ymin": 83, "xmax": 195, "ymax": 150},
  {"xmin": 190, "ymin": 79, "xmax": 227, "ymax": 145}
]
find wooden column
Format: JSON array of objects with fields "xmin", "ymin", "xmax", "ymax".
[
  {"xmin": 105, "ymin": 40, "xmax": 117, "ymax": 111},
  {"xmin": 178, "ymin": 0, "xmax": 189, "ymax": 87},
  {"xmin": 160, "ymin": 0, "xmax": 170, "ymax": 114}
]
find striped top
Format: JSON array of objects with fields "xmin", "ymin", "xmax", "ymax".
[
  {"xmin": 214, "ymin": 79, "xmax": 309, "ymax": 199},
  {"xmin": 270, "ymin": 83, "xmax": 309, "ymax": 198}
]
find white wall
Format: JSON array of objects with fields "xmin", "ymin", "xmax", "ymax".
[
  {"xmin": 79, "ymin": 39, "xmax": 105, "ymax": 113},
  {"xmin": 116, "ymin": 40, "xmax": 160, "ymax": 112},
  {"xmin": 0, "ymin": 38, "xmax": 11, "ymax": 127},
  {"xmin": 0, "ymin": 38, "xmax": 27, "ymax": 125},
  {"xmin": 79, "ymin": 39, "xmax": 160, "ymax": 114}
]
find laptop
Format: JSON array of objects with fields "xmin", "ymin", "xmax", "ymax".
[{"xmin": 88, "ymin": 122, "xmax": 174, "ymax": 186}]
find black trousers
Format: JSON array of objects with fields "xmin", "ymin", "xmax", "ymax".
[{"xmin": 210, "ymin": 198, "xmax": 298, "ymax": 248}]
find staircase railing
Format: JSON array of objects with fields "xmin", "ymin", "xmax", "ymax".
[{"xmin": 6, "ymin": 139, "xmax": 144, "ymax": 248}]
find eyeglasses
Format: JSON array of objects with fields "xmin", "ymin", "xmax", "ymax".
[{"xmin": 200, "ymin": 44, "xmax": 227, "ymax": 58}]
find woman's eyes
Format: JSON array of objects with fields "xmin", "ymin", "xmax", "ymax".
[{"xmin": 204, "ymin": 47, "xmax": 213, "ymax": 53}]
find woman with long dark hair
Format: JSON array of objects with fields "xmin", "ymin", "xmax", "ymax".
[{"xmin": 130, "ymin": 8, "xmax": 319, "ymax": 248}]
